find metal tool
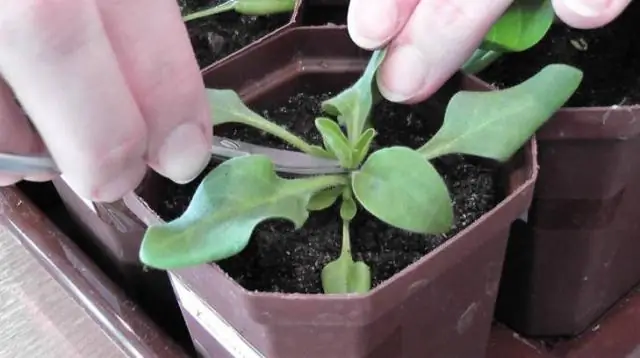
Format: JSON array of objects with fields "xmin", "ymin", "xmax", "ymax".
[{"xmin": 0, "ymin": 136, "xmax": 346, "ymax": 176}]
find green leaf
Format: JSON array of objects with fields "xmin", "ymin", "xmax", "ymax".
[
  {"xmin": 340, "ymin": 189, "xmax": 357, "ymax": 221},
  {"xmin": 321, "ymin": 49, "xmax": 387, "ymax": 142},
  {"xmin": 418, "ymin": 64, "xmax": 583, "ymax": 162},
  {"xmin": 482, "ymin": 0, "xmax": 555, "ymax": 52},
  {"xmin": 207, "ymin": 89, "xmax": 319, "ymax": 155},
  {"xmin": 183, "ymin": 0, "xmax": 236, "ymax": 22},
  {"xmin": 352, "ymin": 128, "xmax": 377, "ymax": 166},
  {"xmin": 315, "ymin": 117, "xmax": 353, "ymax": 167},
  {"xmin": 139, "ymin": 155, "xmax": 347, "ymax": 269},
  {"xmin": 322, "ymin": 258, "xmax": 371, "ymax": 294},
  {"xmin": 307, "ymin": 186, "xmax": 343, "ymax": 211},
  {"xmin": 321, "ymin": 223, "xmax": 371, "ymax": 294},
  {"xmin": 351, "ymin": 147, "xmax": 453, "ymax": 234}
]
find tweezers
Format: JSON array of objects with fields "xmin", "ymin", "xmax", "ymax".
[{"xmin": 0, "ymin": 136, "xmax": 346, "ymax": 176}]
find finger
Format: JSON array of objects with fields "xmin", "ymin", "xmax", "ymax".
[
  {"xmin": 348, "ymin": 0, "xmax": 421, "ymax": 50},
  {"xmin": 376, "ymin": 0, "xmax": 513, "ymax": 104},
  {"xmin": 0, "ymin": 79, "xmax": 45, "ymax": 185},
  {"xmin": 0, "ymin": 1, "xmax": 148, "ymax": 202},
  {"xmin": 98, "ymin": 0, "xmax": 212, "ymax": 184},
  {"xmin": 552, "ymin": 0, "xmax": 631, "ymax": 29}
]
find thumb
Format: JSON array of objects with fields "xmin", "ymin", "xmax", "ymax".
[{"xmin": 552, "ymin": 0, "xmax": 631, "ymax": 29}]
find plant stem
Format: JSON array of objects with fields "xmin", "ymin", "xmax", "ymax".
[
  {"xmin": 246, "ymin": 117, "xmax": 320, "ymax": 155},
  {"xmin": 461, "ymin": 49, "xmax": 503, "ymax": 75},
  {"xmin": 183, "ymin": 0, "xmax": 237, "ymax": 22},
  {"xmin": 340, "ymin": 221, "xmax": 351, "ymax": 257},
  {"xmin": 235, "ymin": 0, "xmax": 296, "ymax": 15}
]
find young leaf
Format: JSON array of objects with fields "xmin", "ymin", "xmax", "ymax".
[
  {"xmin": 139, "ymin": 155, "xmax": 347, "ymax": 269},
  {"xmin": 322, "ymin": 258, "xmax": 371, "ymax": 294},
  {"xmin": 340, "ymin": 189, "xmax": 357, "ymax": 221},
  {"xmin": 321, "ymin": 223, "xmax": 371, "ymax": 294},
  {"xmin": 418, "ymin": 64, "xmax": 583, "ymax": 162},
  {"xmin": 307, "ymin": 186, "xmax": 343, "ymax": 211},
  {"xmin": 321, "ymin": 49, "xmax": 387, "ymax": 142},
  {"xmin": 352, "ymin": 128, "xmax": 377, "ymax": 166},
  {"xmin": 351, "ymin": 146, "xmax": 453, "ymax": 234},
  {"xmin": 315, "ymin": 117, "xmax": 353, "ymax": 167},
  {"xmin": 207, "ymin": 89, "xmax": 319, "ymax": 155},
  {"xmin": 482, "ymin": 0, "xmax": 555, "ymax": 52}
]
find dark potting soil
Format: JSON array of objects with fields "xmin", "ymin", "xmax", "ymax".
[
  {"xmin": 148, "ymin": 90, "xmax": 500, "ymax": 294},
  {"xmin": 480, "ymin": 2, "xmax": 640, "ymax": 107},
  {"xmin": 178, "ymin": 0, "xmax": 291, "ymax": 68}
]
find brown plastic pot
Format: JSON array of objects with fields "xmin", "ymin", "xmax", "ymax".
[
  {"xmin": 184, "ymin": 0, "xmax": 302, "ymax": 70},
  {"xmin": 121, "ymin": 26, "xmax": 538, "ymax": 358},
  {"xmin": 466, "ymin": 72, "xmax": 640, "ymax": 337}
]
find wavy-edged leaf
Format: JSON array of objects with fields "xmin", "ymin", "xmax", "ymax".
[
  {"xmin": 352, "ymin": 147, "xmax": 453, "ymax": 234},
  {"xmin": 418, "ymin": 64, "xmax": 583, "ymax": 162},
  {"xmin": 315, "ymin": 117, "xmax": 352, "ymax": 167},
  {"xmin": 482, "ymin": 0, "xmax": 554, "ymax": 52},
  {"xmin": 321, "ymin": 49, "xmax": 387, "ymax": 142},
  {"xmin": 139, "ymin": 155, "xmax": 347, "ymax": 269}
]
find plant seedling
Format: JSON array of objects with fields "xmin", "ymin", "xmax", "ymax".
[
  {"xmin": 462, "ymin": 0, "xmax": 555, "ymax": 74},
  {"xmin": 183, "ymin": 0, "xmax": 296, "ymax": 22},
  {"xmin": 139, "ymin": 49, "xmax": 582, "ymax": 295}
]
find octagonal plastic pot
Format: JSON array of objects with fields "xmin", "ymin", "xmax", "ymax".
[
  {"xmin": 121, "ymin": 26, "xmax": 538, "ymax": 358},
  {"xmin": 468, "ymin": 14, "xmax": 640, "ymax": 336},
  {"xmin": 180, "ymin": 0, "xmax": 302, "ymax": 70}
]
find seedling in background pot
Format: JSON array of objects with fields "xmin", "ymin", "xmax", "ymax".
[
  {"xmin": 182, "ymin": 0, "xmax": 296, "ymax": 22},
  {"xmin": 462, "ymin": 0, "xmax": 555, "ymax": 74},
  {"xmin": 139, "ymin": 48, "xmax": 583, "ymax": 295}
]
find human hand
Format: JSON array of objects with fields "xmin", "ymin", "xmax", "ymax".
[
  {"xmin": 347, "ymin": 0, "xmax": 631, "ymax": 104},
  {"xmin": 0, "ymin": 0, "xmax": 211, "ymax": 202}
]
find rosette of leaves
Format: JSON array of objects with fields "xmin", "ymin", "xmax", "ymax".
[
  {"xmin": 182, "ymin": 0, "xmax": 296, "ymax": 22},
  {"xmin": 139, "ymin": 49, "xmax": 583, "ymax": 295},
  {"xmin": 462, "ymin": 0, "xmax": 556, "ymax": 74}
]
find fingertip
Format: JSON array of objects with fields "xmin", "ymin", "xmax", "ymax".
[
  {"xmin": 90, "ymin": 162, "xmax": 147, "ymax": 202},
  {"xmin": 347, "ymin": 0, "xmax": 414, "ymax": 50},
  {"xmin": 375, "ymin": 44, "xmax": 442, "ymax": 104},
  {"xmin": 553, "ymin": 0, "xmax": 631, "ymax": 29},
  {"xmin": 150, "ymin": 122, "xmax": 211, "ymax": 185}
]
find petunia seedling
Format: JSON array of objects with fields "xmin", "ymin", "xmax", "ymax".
[
  {"xmin": 462, "ymin": 0, "xmax": 555, "ymax": 74},
  {"xmin": 139, "ymin": 49, "xmax": 583, "ymax": 295},
  {"xmin": 183, "ymin": 0, "xmax": 296, "ymax": 22}
]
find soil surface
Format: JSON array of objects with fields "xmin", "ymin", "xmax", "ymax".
[
  {"xmin": 147, "ymin": 89, "xmax": 501, "ymax": 294},
  {"xmin": 178, "ymin": 0, "xmax": 291, "ymax": 68},
  {"xmin": 480, "ymin": 2, "xmax": 640, "ymax": 107}
]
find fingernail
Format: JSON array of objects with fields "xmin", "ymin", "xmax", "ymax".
[
  {"xmin": 377, "ymin": 45, "xmax": 428, "ymax": 103},
  {"xmin": 156, "ymin": 123, "xmax": 210, "ymax": 184},
  {"xmin": 563, "ymin": 0, "xmax": 610, "ymax": 17},
  {"xmin": 92, "ymin": 163, "xmax": 146, "ymax": 202},
  {"xmin": 349, "ymin": 0, "xmax": 398, "ymax": 49}
]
